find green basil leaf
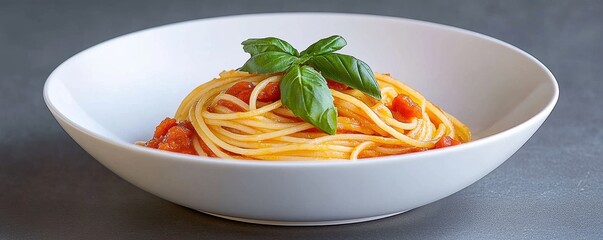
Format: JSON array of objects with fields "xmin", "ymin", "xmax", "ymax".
[
  {"xmin": 242, "ymin": 37, "xmax": 299, "ymax": 56},
  {"xmin": 300, "ymin": 35, "xmax": 347, "ymax": 56},
  {"xmin": 307, "ymin": 53, "xmax": 381, "ymax": 100},
  {"xmin": 239, "ymin": 51, "xmax": 298, "ymax": 74},
  {"xmin": 280, "ymin": 65, "xmax": 337, "ymax": 134}
]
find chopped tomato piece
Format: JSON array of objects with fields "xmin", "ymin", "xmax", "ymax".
[
  {"xmin": 153, "ymin": 117, "xmax": 177, "ymax": 138},
  {"xmin": 217, "ymin": 81, "xmax": 257, "ymax": 112},
  {"xmin": 145, "ymin": 118, "xmax": 198, "ymax": 155},
  {"xmin": 145, "ymin": 138, "xmax": 161, "ymax": 149},
  {"xmin": 327, "ymin": 79, "xmax": 350, "ymax": 91},
  {"xmin": 391, "ymin": 94, "xmax": 422, "ymax": 122},
  {"xmin": 225, "ymin": 81, "xmax": 255, "ymax": 103},
  {"xmin": 157, "ymin": 123, "xmax": 197, "ymax": 154},
  {"xmin": 434, "ymin": 136, "xmax": 460, "ymax": 149},
  {"xmin": 257, "ymin": 82, "xmax": 281, "ymax": 102}
]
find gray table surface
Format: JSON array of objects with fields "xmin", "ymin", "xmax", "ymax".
[{"xmin": 1, "ymin": 0, "xmax": 602, "ymax": 239}]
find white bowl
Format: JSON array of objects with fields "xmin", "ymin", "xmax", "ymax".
[{"xmin": 43, "ymin": 13, "xmax": 558, "ymax": 226}]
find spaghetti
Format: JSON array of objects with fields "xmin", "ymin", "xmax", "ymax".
[{"xmin": 143, "ymin": 70, "xmax": 471, "ymax": 160}]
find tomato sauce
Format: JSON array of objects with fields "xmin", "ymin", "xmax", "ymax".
[
  {"xmin": 327, "ymin": 79, "xmax": 350, "ymax": 91},
  {"xmin": 216, "ymin": 100, "xmax": 247, "ymax": 112},
  {"xmin": 434, "ymin": 136, "xmax": 460, "ymax": 148},
  {"xmin": 196, "ymin": 135, "xmax": 217, "ymax": 157}
]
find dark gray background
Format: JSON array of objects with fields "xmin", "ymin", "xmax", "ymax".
[{"xmin": 1, "ymin": 0, "xmax": 602, "ymax": 239}]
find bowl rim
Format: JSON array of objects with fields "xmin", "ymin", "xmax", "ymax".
[{"xmin": 43, "ymin": 12, "xmax": 559, "ymax": 167}]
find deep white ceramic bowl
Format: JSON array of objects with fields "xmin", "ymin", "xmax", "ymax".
[{"xmin": 44, "ymin": 13, "xmax": 558, "ymax": 226}]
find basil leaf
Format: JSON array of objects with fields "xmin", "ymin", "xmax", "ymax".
[
  {"xmin": 300, "ymin": 35, "xmax": 347, "ymax": 56},
  {"xmin": 239, "ymin": 51, "xmax": 298, "ymax": 74},
  {"xmin": 280, "ymin": 65, "xmax": 337, "ymax": 134},
  {"xmin": 242, "ymin": 37, "xmax": 299, "ymax": 56},
  {"xmin": 307, "ymin": 53, "xmax": 381, "ymax": 100}
]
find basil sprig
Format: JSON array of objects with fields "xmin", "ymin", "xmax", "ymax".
[{"xmin": 239, "ymin": 35, "xmax": 381, "ymax": 134}]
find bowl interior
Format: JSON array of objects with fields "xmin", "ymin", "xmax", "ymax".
[{"xmin": 45, "ymin": 13, "xmax": 557, "ymax": 147}]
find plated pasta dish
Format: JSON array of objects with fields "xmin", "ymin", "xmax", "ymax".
[{"xmin": 139, "ymin": 35, "xmax": 471, "ymax": 160}]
